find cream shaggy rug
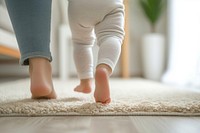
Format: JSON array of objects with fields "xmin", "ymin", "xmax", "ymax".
[{"xmin": 0, "ymin": 78, "xmax": 200, "ymax": 116}]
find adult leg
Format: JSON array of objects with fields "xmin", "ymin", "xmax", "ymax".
[{"xmin": 5, "ymin": 0, "xmax": 56, "ymax": 99}]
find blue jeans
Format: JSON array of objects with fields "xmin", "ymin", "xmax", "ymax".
[{"xmin": 5, "ymin": 0, "xmax": 52, "ymax": 65}]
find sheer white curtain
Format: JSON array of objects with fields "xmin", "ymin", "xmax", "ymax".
[{"xmin": 162, "ymin": 0, "xmax": 200, "ymax": 89}]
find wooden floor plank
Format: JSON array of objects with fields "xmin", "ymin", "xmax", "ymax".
[
  {"xmin": 0, "ymin": 117, "xmax": 50, "ymax": 133},
  {"xmin": 36, "ymin": 117, "xmax": 91, "ymax": 133},
  {"xmin": 130, "ymin": 116, "xmax": 200, "ymax": 133},
  {"xmin": 0, "ymin": 116, "xmax": 200, "ymax": 133},
  {"xmin": 90, "ymin": 116, "xmax": 136, "ymax": 133}
]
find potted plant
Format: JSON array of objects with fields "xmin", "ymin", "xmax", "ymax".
[{"xmin": 139, "ymin": 0, "xmax": 167, "ymax": 81}]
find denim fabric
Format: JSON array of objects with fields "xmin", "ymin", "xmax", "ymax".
[{"xmin": 5, "ymin": 0, "xmax": 52, "ymax": 65}]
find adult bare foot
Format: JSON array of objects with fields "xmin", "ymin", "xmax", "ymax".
[
  {"xmin": 74, "ymin": 79, "xmax": 92, "ymax": 94},
  {"xmin": 29, "ymin": 58, "xmax": 57, "ymax": 99},
  {"xmin": 94, "ymin": 64, "xmax": 112, "ymax": 104}
]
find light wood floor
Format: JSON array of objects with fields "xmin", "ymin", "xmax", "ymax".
[{"xmin": 0, "ymin": 116, "xmax": 200, "ymax": 133}]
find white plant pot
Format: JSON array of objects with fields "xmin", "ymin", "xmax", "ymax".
[{"xmin": 141, "ymin": 33, "xmax": 165, "ymax": 81}]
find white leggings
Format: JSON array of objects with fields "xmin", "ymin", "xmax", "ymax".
[{"xmin": 68, "ymin": 0, "xmax": 125, "ymax": 79}]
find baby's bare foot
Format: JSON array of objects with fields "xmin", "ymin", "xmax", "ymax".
[
  {"xmin": 29, "ymin": 58, "xmax": 57, "ymax": 99},
  {"xmin": 74, "ymin": 79, "xmax": 92, "ymax": 94},
  {"xmin": 94, "ymin": 65, "xmax": 111, "ymax": 104}
]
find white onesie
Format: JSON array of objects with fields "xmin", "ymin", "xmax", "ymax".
[{"xmin": 68, "ymin": 0, "xmax": 125, "ymax": 79}]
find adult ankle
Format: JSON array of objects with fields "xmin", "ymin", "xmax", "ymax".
[{"xmin": 29, "ymin": 58, "xmax": 49, "ymax": 66}]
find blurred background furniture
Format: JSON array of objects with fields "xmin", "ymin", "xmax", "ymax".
[
  {"xmin": 0, "ymin": 0, "xmax": 19, "ymax": 60},
  {"xmin": 121, "ymin": 0, "xmax": 130, "ymax": 78}
]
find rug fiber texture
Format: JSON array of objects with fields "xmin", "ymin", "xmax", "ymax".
[{"xmin": 0, "ymin": 79, "xmax": 200, "ymax": 116}]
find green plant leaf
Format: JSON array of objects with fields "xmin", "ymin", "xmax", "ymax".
[{"xmin": 139, "ymin": 0, "xmax": 166, "ymax": 32}]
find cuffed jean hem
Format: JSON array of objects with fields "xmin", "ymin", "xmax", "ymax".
[{"xmin": 20, "ymin": 52, "xmax": 52, "ymax": 65}]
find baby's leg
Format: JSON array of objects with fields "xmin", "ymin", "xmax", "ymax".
[
  {"xmin": 73, "ymin": 44, "xmax": 93, "ymax": 93},
  {"xmin": 94, "ymin": 5, "xmax": 125, "ymax": 104},
  {"xmin": 94, "ymin": 37, "xmax": 122, "ymax": 104},
  {"xmin": 95, "ymin": 64, "xmax": 112, "ymax": 104},
  {"xmin": 68, "ymin": 2, "xmax": 96, "ymax": 93}
]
